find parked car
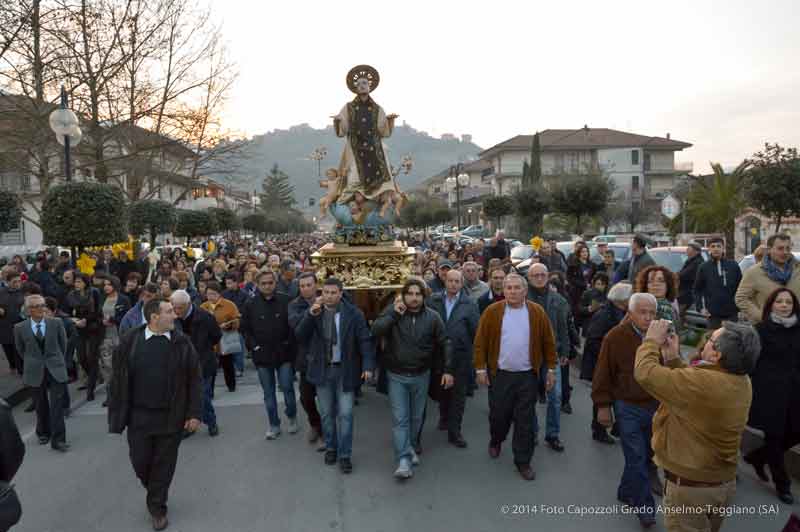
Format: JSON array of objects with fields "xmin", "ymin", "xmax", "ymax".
[
  {"xmin": 738, "ymin": 252, "xmax": 800, "ymax": 273},
  {"xmin": 461, "ymin": 225, "xmax": 485, "ymax": 238},
  {"xmin": 510, "ymin": 245, "xmax": 534, "ymax": 267},
  {"xmin": 648, "ymin": 246, "xmax": 710, "ymax": 273}
]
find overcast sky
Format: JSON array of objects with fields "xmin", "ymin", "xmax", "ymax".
[{"xmin": 215, "ymin": 0, "xmax": 799, "ymax": 173}]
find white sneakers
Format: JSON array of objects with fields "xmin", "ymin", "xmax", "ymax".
[
  {"xmin": 265, "ymin": 427, "xmax": 281, "ymax": 440},
  {"xmin": 287, "ymin": 418, "xmax": 299, "ymax": 434},
  {"xmin": 394, "ymin": 458, "xmax": 413, "ymax": 479},
  {"xmin": 410, "ymin": 449, "xmax": 420, "ymax": 466}
]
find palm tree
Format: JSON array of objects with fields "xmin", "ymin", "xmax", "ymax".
[{"xmin": 685, "ymin": 161, "xmax": 750, "ymax": 257}]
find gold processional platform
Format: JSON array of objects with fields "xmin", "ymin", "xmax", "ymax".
[{"xmin": 311, "ymin": 241, "xmax": 416, "ymax": 319}]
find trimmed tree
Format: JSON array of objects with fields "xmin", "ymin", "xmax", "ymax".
[
  {"xmin": 746, "ymin": 143, "xmax": 800, "ymax": 233},
  {"xmin": 128, "ymin": 199, "xmax": 177, "ymax": 247},
  {"xmin": 242, "ymin": 212, "xmax": 268, "ymax": 237},
  {"xmin": 208, "ymin": 207, "xmax": 240, "ymax": 234},
  {"xmin": 513, "ymin": 186, "xmax": 549, "ymax": 237},
  {"xmin": 0, "ymin": 191, "xmax": 21, "ymax": 234},
  {"xmin": 41, "ymin": 182, "xmax": 127, "ymax": 248},
  {"xmin": 174, "ymin": 209, "xmax": 217, "ymax": 244},
  {"xmin": 482, "ymin": 195, "xmax": 514, "ymax": 230},
  {"xmin": 550, "ymin": 175, "xmax": 612, "ymax": 234}
]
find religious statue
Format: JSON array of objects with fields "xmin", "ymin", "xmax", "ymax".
[{"xmin": 320, "ymin": 65, "xmax": 410, "ymax": 244}]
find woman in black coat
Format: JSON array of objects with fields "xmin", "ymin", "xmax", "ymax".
[
  {"xmin": 566, "ymin": 243, "xmax": 596, "ymax": 330},
  {"xmin": 745, "ymin": 287, "xmax": 800, "ymax": 504},
  {"xmin": 66, "ymin": 273, "xmax": 103, "ymax": 401}
]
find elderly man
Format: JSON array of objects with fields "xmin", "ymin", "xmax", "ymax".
[
  {"xmin": 474, "ymin": 273, "xmax": 557, "ymax": 481},
  {"xmin": 170, "ymin": 290, "xmax": 222, "ymax": 437},
  {"xmin": 428, "ymin": 270, "xmax": 479, "ymax": 448},
  {"xmin": 14, "ymin": 294, "xmax": 69, "ymax": 452},
  {"xmin": 592, "ymin": 292, "xmax": 659, "ymax": 529},
  {"xmin": 427, "ymin": 260, "xmax": 452, "ymax": 294},
  {"xmin": 268, "ymin": 254, "xmax": 281, "ymax": 272},
  {"xmin": 461, "ymin": 261, "xmax": 489, "ymax": 302},
  {"xmin": 735, "ymin": 233, "xmax": 800, "ymax": 323},
  {"xmin": 580, "ymin": 281, "xmax": 632, "ymax": 444},
  {"xmin": 527, "ymin": 264, "xmax": 570, "ymax": 452},
  {"xmin": 276, "ymin": 259, "xmax": 299, "ymax": 300},
  {"xmin": 478, "ymin": 266, "xmax": 506, "ymax": 315},
  {"xmin": 634, "ymin": 320, "xmax": 759, "ymax": 532}
]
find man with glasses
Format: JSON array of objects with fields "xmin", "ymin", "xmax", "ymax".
[
  {"xmin": 14, "ymin": 295, "xmax": 69, "ymax": 452},
  {"xmin": 241, "ymin": 270, "xmax": 297, "ymax": 440},
  {"xmin": 736, "ymin": 233, "xmax": 800, "ymax": 323}
]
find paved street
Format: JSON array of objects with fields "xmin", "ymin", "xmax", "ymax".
[{"xmin": 9, "ymin": 368, "xmax": 791, "ymax": 532}]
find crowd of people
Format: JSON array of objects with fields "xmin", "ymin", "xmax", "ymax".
[{"xmin": 1, "ymin": 229, "xmax": 799, "ymax": 532}]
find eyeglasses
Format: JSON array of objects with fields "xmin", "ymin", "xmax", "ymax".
[
  {"xmin": 29, "ymin": 304, "xmax": 46, "ymax": 309},
  {"xmin": 531, "ymin": 273, "xmax": 548, "ymax": 278}
]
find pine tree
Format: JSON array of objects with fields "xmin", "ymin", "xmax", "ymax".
[
  {"xmin": 259, "ymin": 164, "xmax": 296, "ymax": 211},
  {"xmin": 529, "ymin": 132, "xmax": 542, "ymax": 186}
]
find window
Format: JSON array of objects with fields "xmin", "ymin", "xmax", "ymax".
[
  {"xmin": 632, "ymin": 175, "xmax": 640, "ymax": 192},
  {"xmin": 20, "ymin": 175, "xmax": 30, "ymax": 191},
  {"xmin": 433, "ymin": 186, "xmax": 441, "ymax": 194},
  {"xmin": 631, "ymin": 150, "xmax": 639, "ymax": 165}
]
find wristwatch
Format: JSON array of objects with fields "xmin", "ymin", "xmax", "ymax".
[{"xmin": 547, "ymin": 369, "xmax": 556, "ymax": 373}]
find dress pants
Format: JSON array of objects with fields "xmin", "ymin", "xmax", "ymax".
[
  {"xmin": 219, "ymin": 354, "xmax": 236, "ymax": 391},
  {"xmin": 489, "ymin": 369, "xmax": 537, "ymax": 466},
  {"xmin": 2, "ymin": 343, "xmax": 19, "ymax": 374},
  {"xmin": 127, "ymin": 428, "xmax": 182, "ymax": 518},
  {"xmin": 77, "ymin": 334, "xmax": 102, "ymax": 394},
  {"xmin": 299, "ymin": 372, "xmax": 322, "ymax": 432},
  {"xmin": 561, "ymin": 363, "xmax": 571, "ymax": 404},
  {"xmin": 745, "ymin": 423, "xmax": 800, "ymax": 492},
  {"xmin": 35, "ymin": 370, "xmax": 67, "ymax": 446},
  {"xmin": 439, "ymin": 356, "xmax": 469, "ymax": 436}
]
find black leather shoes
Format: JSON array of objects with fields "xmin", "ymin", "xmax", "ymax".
[
  {"xmin": 151, "ymin": 514, "xmax": 168, "ymax": 531},
  {"xmin": 448, "ymin": 433, "xmax": 468, "ymax": 448},
  {"xmin": 38, "ymin": 436, "xmax": 50, "ymax": 445},
  {"xmin": 52, "ymin": 441, "xmax": 70, "ymax": 453},
  {"xmin": 545, "ymin": 437, "xmax": 565, "ymax": 452},
  {"xmin": 561, "ymin": 402, "xmax": 573, "ymax": 414},
  {"xmin": 488, "ymin": 441, "xmax": 501, "ymax": 459},
  {"xmin": 339, "ymin": 458, "xmax": 353, "ymax": 474},
  {"xmin": 778, "ymin": 490, "xmax": 794, "ymax": 505},
  {"xmin": 324, "ymin": 450, "xmax": 337, "ymax": 465},
  {"xmin": 414, "ymin": 443, "xmax": 423, "ymax": 455},
  {"xmin": 516, "ymin": 464, "xmax": 536, "ymax": 481},
  {"xmin": 593, "ymin": 431, "xmax": 616, "ymax": 445},
  {"xmin": 209, "ymin": 425, "xmax": 219, "ymax": 437}
]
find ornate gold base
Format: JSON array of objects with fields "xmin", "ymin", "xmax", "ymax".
[{"xmin": 311, "ymin": 241, "xmax": 416, "ymax": 289}]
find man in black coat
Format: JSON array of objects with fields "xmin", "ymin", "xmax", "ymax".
[
  {"xmin": 427, "ymin": 271, "xmax": 479, "ymax": 448},
  {"xmin": 108, "ymin": 298, "xmax": 202, "ymax": 531},
  {"xmin": 677, "ymin": 242, "xmax": 704, "ymax": 319},
  {"xmin": 288, "ymin": 272, "xmax": 323, "ymax": 448},
  {"xmin": 240, "ymin": 270, "xmax": 297, "ymax": 440},
  {"xmin": 0, "ymin": 270, "xmax": 25, "ymax": 375},
  {"xmin": 478, "ymin": 266, "xmax": 507, "ymax": 315},
  {"xmin": 694, "ymin": 237, "xmax": 742, "ymax": 330},
  {"xmin": 170, "ymin": 290, "xmax": 222, "ymax": 437},
  {"xmin": 0, "ymin": 397, "xmax": 24, "ymax": 531}
]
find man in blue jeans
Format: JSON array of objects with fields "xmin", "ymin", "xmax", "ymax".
[
  {"xmin": 240, "ymin": 271, "xmax": 297, "ymax": 439},
  {"xmin": 526, "ymin": 264, "xmax": 570, "ymax": 452},
  {"xmin": 372, "ymin": 278, "xmax": 452, "ymax": 479},
  {"xmin": 592, "ymin": 292, "xmax": 660, "ymax": 529},
  {"xmin": 295, "ymin": 277, "xmax": 375, "ymax": 474}
]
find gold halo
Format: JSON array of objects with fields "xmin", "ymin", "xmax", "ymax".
[{"xmin": 346, "ymin": 65, "xmax": 380, "ymax": 94}]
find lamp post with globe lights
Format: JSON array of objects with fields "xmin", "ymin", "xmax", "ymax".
[
  {"xmin": 48, "ymin": 86, "xmax": 82, "ymax": 182},
  {"xmin": 309, "ymin": 147, "xmax": 327, "ymax": 177},
  {"xmin": 445, "ymin": 163, "xmax": 470, "ymax": 231}
]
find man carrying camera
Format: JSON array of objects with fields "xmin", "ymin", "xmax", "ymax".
[{"xmin": 634, "ymin": 319, "xmax": 759, "ymax": 532}]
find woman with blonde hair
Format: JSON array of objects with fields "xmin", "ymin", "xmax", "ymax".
[{"xmin": 201, "ymin": 281, "xmax": 242, "ymax": 392}]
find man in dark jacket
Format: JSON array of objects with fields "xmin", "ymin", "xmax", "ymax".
[
  {"xmin": 0, "ymin": 270, "xmax": 25, "ymax": 375},
  {"xmin": 276, "ymin": 259, "xmax": 299, "ymax": 300},
  {"xmin": 427, "ymin": 271, "xmax": 479, "ymax": 449},
  {"xmin": 288, "ymin": 272, "xmax": 323, "ymax": 448},
  {"xmin": 241, "ymin": 271, "xmax": 297, "ymax": 440},
  {"xmin": 677, "ymin": 242, "xmax": 704, "ymax": 319},
  {"xmin": 579, "ymin": 282, "xmax": 631, "ymax": 444},
  {"xmin": 170, "ymin": 290, "xmax": 222, "ymax": 437},
  {"xmin": 527, "ymin": 264, "xmax": 570, "ymax": 452},
  {"xmin": 0, "ymin": 397, "xmax": 24, "ymax": 531},
  {"xmin": 108, "ymin": 298, "xmax": 202, "ymax": 531},
  {"xmin": 478, "ymin": 266, "xmax": 506, "ymax": 315},
  {"xmin": 614, "ymin": 235, "xmax": 656, "ymax": 284},
  {"xmin": 295, "ymin": 277, "xmax": 375, "ymax": 475},
  {"xmin": 372, "ymin": 278, "xmax": 451, "ymax": 479},
  {"xmin": 426, "ymin": 261, "xmax": 451, "ymax": 294},
  {"xmin": 694, "ymin": 237, "xmax": 742, "ymax": 329},
  {"xmin": 222, "ymin": 272, "xmax": 249, "ymax": 312}
]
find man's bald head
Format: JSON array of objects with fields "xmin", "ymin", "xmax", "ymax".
[
  {"xmin": 528, "ymin": 263, "xmax": 549, "ymax": 289},
  {"xmin": 446, "ymin": 269, "xmax": 464, "ymax": 297}
]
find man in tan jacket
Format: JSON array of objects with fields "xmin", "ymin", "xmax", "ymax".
[
  {"xmin": 735, "ymin": 233, "xmax": 800, "ymax": 323},
  {"xmin": 635, "ymin": 319, "xmax": 759, "ymax": 532}
]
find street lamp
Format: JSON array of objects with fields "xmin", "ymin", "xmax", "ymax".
[
  {"xmin": 48, "ymin": 86, "xmax": 82, "ymax": 182},
  {"xmin": 445, "ymin": 164, "xmax": 470, "ymax": 231},
  {"xmin": 467, "ymin": 208, "xmax": 473, "ymax": 227},
  {"xmin": 309, "ymin": 147, "xmax": 327, "ymax": 177}
]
